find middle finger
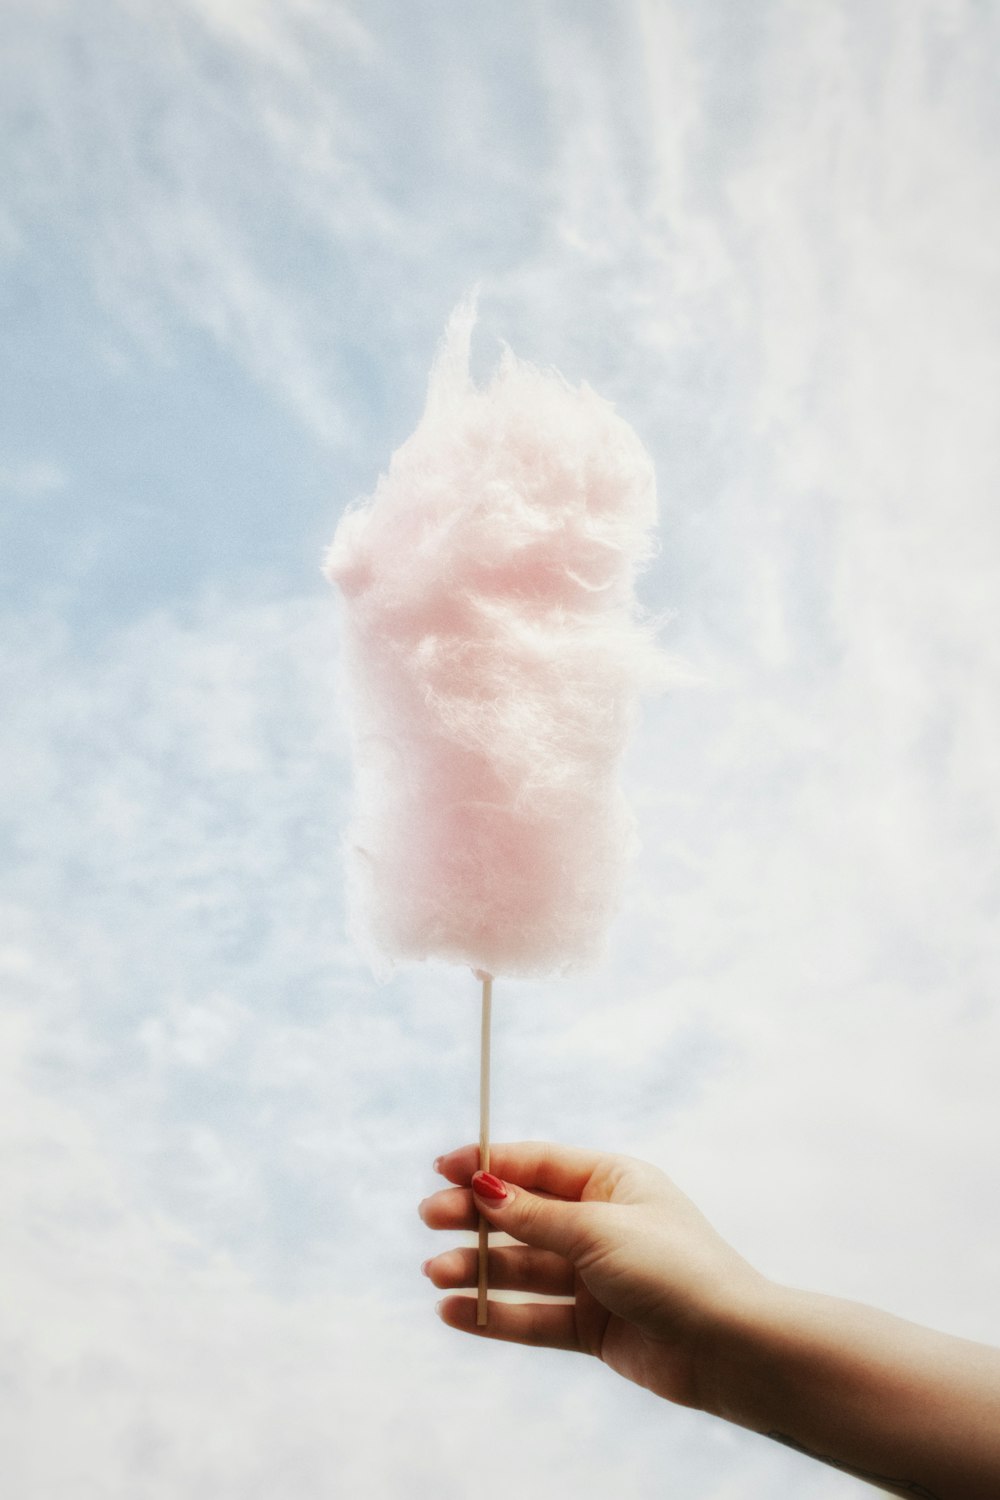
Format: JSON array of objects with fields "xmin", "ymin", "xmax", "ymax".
[{"xmin": 424, "ymin": 1243, "xmax": 574, "ymax": 1297}]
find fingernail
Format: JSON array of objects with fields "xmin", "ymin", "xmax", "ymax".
[
  {"xmin": 421, "ymin": 1259, "xmax": 432, "ymax": 1278},
  {"xmin": 432, "ymin": 1157, "xmax": 443, "ymax": 1174},
  {"xmin": 471, "ymin": 1170, "xmax": 508, "ymax": 1203}
]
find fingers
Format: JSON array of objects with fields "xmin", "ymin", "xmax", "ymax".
[
  {"xmin": 476, "ymin": 1169, "xmax": 595, "ymax": 1259},
  {"xmin": 420, "ymin": 1167, "xmax": 594, "ymax": 1259},
  {"xmin": 424, "ymin": 1244, "xmax": 574, "ymax": 1297},
  {"xmin": 434, "ymin": 1141, "xmax": 605, "ymax": 1201},
  {"xmin": 437, "ymin": 1293, "xmax": 582, "ymax": 1353}
]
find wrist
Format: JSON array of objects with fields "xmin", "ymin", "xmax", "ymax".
[{"xmin": 693, "ymin": 1272, "xmax": 791, "ymax": 1422}]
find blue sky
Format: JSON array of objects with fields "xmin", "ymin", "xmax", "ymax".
[{"xmin": 2, "ymin": 2, "xmax": 999, "ymax": 1495}]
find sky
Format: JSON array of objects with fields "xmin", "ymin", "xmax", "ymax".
[{"xmin": 1, "ymin": 1, "xmax": 999, "ymax": 1495}]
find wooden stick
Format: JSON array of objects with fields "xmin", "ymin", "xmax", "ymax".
[{"xmin": 477, "ymin": 971, "xmax": 493, "ymax": 1327}]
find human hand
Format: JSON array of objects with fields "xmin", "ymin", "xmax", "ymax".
[{"xmin": 419, "ymin": 1141, "xmax": 765, "ymax": 1411}]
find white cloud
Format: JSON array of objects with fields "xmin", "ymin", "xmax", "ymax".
[
  {"xmin": 0, "ymin": 583, "xmax": 855, "ymax": 1496},
  {"xmin": 1, "ymin": 1, "xmax": 999, "ymax": 1495},
  {"xmin": 0, "ymin": 459, "xmax": 68, "ymax": 499}
]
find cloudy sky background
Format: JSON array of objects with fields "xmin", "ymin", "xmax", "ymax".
[{"xmin": 2, "ymin": 1, "xmax": 999, "ymax": 1495}]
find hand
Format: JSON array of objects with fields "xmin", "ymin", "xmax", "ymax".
[{"xmin": 419, "ymin": 1140, "xmax": 765, "ymax": 1410}]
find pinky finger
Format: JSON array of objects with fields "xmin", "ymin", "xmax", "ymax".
[{"xmin": 437, "ymin": 1294, "xmax": 583, "ymax": 1353}]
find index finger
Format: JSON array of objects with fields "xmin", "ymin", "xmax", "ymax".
[{"xmin": 433, "ymin": 1141, "xmax": 605, "ymax": 1201}]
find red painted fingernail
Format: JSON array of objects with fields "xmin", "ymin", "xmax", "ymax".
[{"xmin": 472, "ymin": 1170, "xmax": 508, "ymax": 1203}]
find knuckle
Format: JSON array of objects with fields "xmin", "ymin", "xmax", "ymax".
[{"xmin": 522, "ymin": 1302, "xmax": 552, "ymax": 1346}]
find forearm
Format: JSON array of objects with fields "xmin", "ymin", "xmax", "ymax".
[{"xmin": 702, "ymin": 1284, "xmax": 1000, "ymax": 1499}]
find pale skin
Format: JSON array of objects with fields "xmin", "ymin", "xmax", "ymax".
[{"xmin": 419, "ymin": 1142, "xmax": 1000, "ymax": 1499}]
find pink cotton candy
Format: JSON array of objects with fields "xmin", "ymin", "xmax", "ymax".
[{"xmin": 325, "ymin": 301, "xmax": 665, "ymax": 980}]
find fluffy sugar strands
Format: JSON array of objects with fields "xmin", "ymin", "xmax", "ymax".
[{"xmin": 326, "ymin": 303, "xmax": 666, "ymax": 980}]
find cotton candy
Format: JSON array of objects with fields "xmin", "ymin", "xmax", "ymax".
[{"xmin": 325, "ymin": 301, "xmax": 665, "ymax": 980}]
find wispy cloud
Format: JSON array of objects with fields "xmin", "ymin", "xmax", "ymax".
[
  {"xmin": 1, "ymin": 1, "xmax": 999, "ymax": 1495},
  {"xmin": 0, "ymin": 593, "xmax": 842, "ymax": 1498},
  {"xmin": 0, "ymin": 459, "xmax": 68, "ymax": 503}
]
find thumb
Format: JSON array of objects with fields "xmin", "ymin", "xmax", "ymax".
[{"xmin": 471, "ymin": 1170, "xmax": 591, "ymax": 1261}]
